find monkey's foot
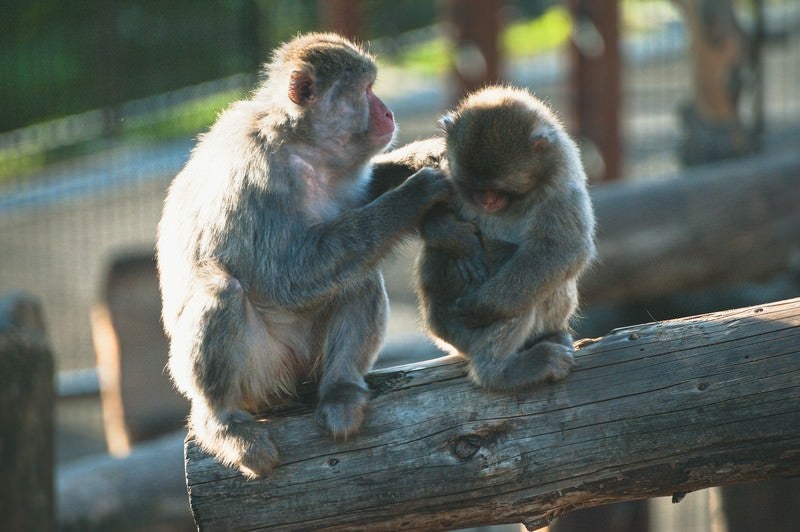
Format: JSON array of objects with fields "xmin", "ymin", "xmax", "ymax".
[
  {"xmin": 193, "ymin": 410, "xmax": 280, "ymax": 479},
  {"xmin": 538, "ymin": 343, "xmax": 575, "ymax": 383},
  {"xmin": 234, "ymin": 434, "xmax": 280, "ymax": 479},
  {"xmin": 316, "ymin": 382, "xmax": 370, "ymax": 440},
  {"xmin": 468, "ymin": 336, "xmax": 575, "ymax": 391}
]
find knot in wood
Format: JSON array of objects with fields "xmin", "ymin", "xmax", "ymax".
[{"xmin": 453, "ymin": 434, "xmax": 483, "ymax": 459}]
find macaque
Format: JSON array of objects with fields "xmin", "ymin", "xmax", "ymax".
[
  {"xmin": 415, "ymin": 86, "xmax": 596, "ymax": 391},
  {"xmin": 156, "ymin": 33, "xmax": 449, "ymax": 478}
]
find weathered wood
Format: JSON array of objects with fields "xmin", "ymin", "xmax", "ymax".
[
  {"xmin": 185, "ymin": 297, "xmax": 800, "ymax": 531},
  {"xmin": 0, "ymin": 292, "xmax": 54, "ymax": 532},
  {"xmin": 583, "ymin": 149, "xmax": 800, "ymax": 305}
]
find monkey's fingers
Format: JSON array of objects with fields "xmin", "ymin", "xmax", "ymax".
[{"xmin": 456, "ymin": 255, "xmax": 488, "ymax": 285}]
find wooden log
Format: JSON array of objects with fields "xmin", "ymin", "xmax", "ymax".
[
  {"xmin": 57, "ymin": 432, "xmax": 193, "ymax": 532},
  {"xmin": 0, "ymin": 292, "xmax": 54, "ymax": 532},
  {"xmin": 583, "ymin": 149, "xmax": 800, "ymax": 305},
  {"xmin": 91, "ymin": 253, "xmax": 188, "ymax": 455},
  {"xmin": 185, "ymin": 297, "xmax": 800, "ymax": 531}
]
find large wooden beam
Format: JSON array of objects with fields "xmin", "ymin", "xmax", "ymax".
[
  {"xmin": 0, "ymin": 293, "xmax": 54, "ymax": 532},
  {"xmin": 185, "ymin": 297, "xmax": 800, "ymax": 531},
  {"xmin": 583, "ymin": 149, "xmax": 800, "ymax": 305}
]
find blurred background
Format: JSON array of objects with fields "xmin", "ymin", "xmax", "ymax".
[{"xmin": 1, "ymin": 0, "xmax": 798, "ymax": 530}]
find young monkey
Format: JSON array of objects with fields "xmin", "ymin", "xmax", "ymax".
[{"xmin": 415, "ymin": 86, "xmax": 596, "ymax": 391}]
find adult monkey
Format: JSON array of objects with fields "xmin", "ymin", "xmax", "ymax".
[{"xmin": 157, "ymin": 33, "xmax": 450, "ymax": 478}]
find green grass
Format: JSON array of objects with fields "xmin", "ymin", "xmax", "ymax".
[{"xmin": 502, "ymin": 6, "xmax": 572, "ymax": 57}]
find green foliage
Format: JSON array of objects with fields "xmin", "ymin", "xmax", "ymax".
[
  {"xmin": 503, "ymin": 6, "xmax": 572, "ymax": 57},
  {"xmin": 384, "ymin": 5, "xmax": 571, "ymax": 74},
  {"xmin": 121, "ymin": 89, "xmax": 241, "ymax": 141}
]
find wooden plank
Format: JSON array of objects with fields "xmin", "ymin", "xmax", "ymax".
[
  {"xmin": 185, "ymin": 297, "xmax": 800, "ymax": 531},
  {"xmin": 0, "ymin": 292, "xmax": 54, "ymax": 532}
]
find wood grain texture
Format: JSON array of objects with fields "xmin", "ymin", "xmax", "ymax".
[{"xmin": 186, "ymin": 298, "xmax": 800, "ymax": 531}]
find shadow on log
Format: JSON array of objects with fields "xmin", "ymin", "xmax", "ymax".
[{"xmin": 185, "ymin": 298, "xmax": 800, "ymax": 531}]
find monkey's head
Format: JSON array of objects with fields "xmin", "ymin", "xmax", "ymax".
[
  {"xmin": 260, "ymin": 33, "xmax": 396, "ymax": 164},
  {"xmin": 442, "ymin": 86, "xmax": 566, "ymax": 214}
]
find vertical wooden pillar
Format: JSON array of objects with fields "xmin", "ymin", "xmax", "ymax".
[
  {"xmin": 0, "ymin": 293, "xmax": 54, "ymax": 532},
  {"xmin": 318, "ymin": 0, "xmax": 363, "ymax": 41},
  {"xmin": 673, "ymin": 0, "xmax": 753, "ymax": 165},
  {"xmin": 568, "ymin": 0, "xmax": 622, "ymax": 182},
  {"xmin": 442, "ymin": 0, "xmax": 505, "ymax": 101}
]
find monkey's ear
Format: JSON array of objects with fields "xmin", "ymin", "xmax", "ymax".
[
  {"xmin": 530, "ymin": 128, "xmax": 554, "ymax": 150},
  {"xmin": 289, "ymin": 70, "xmax": 315, "ymax": 106},
  {"xmin": 438, "ymin": 114, "xmax": 455, "ymax": 133}
]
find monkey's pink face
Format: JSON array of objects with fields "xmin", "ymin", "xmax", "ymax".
[{"xmin": 366, "ymin": 84, "xmax": 395, "ymax": 147}]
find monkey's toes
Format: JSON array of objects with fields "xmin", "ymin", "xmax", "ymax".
[
  {"xmin": 316, "ymin": 383, "xmax": 370, "ymax": 440},
  {"xmin": 237, "ymin": 438, "xmax": 280, "ymax": 479},
  {"xmin": 542, "ymin": 345, "xmax": 575, "ymax": 383}
]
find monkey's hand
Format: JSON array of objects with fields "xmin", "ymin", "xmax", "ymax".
[{"xmin": 398, "ymin": 167, "xmax": 452, "ymax": 212}]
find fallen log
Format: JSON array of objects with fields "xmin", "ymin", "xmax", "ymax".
[
  {"xmin": 185, "ymin": 297, "xmax": 800, "ymax": 531},
  {"xmin": 57, "ymin": 432, "xmax": 192, "ymax": 532},
  {"xmin": 583, "ymin": 149, "xmax": 800, "ymax": 305}
]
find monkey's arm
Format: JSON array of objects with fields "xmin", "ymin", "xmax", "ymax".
[
  {"xmin": 260, "ymin": 168, "xmax": 451, "ymax": 310},
  {"xmin": 456, "ymin": 191, "xmax": 595, "ymax": 327},
  {"xmin": 421, "ymin": 205, "xmax": 487, "ymax": 284},
  {"xmin": 368, "ymin": 137, "xmax": 446, "ymax": 199}
]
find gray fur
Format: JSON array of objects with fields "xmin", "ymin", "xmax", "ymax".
[{"xmin": 156, "ymin": 33, "xmax": 449, "ymax": 478}]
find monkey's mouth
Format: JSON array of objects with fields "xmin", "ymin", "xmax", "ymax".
[{"xmin": 472, "ymin": 189, "xmax": 509, "ymax": 213}]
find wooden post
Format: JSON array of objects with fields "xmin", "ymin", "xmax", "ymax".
[
  {"xmin": 442, "ymin": 0, "xmax": 505, "ymax": 101},
  {"xmin": 317, "ymin": 0, "xmax": 363, "ymax": 41},
  {"xmin": 184, "ymin": 297, "xmax": 800, "ymax": 531},
  {"xmin": 568, "ymin": 0, "xmax": 622, "ymax": 182},
  {"xmin": 0, "ymin": 293, "xmax": 54, "ymax": 532},
  {"xmin": 673, "ymin": 0, "xmax": 754, "ymax": 165}
]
